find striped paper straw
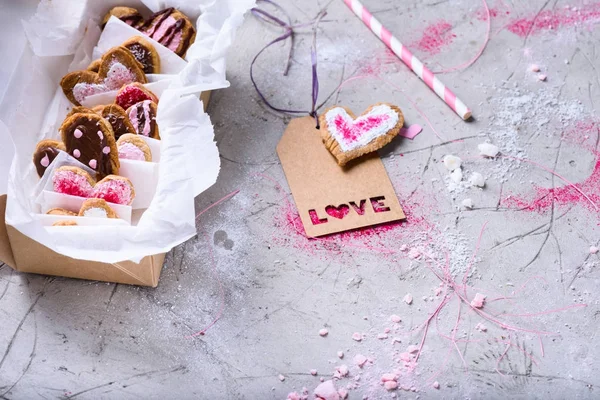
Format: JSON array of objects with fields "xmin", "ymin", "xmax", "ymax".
[{"xmin": 343, "ymin": 0, "xmax": 472, "ymax": 120}]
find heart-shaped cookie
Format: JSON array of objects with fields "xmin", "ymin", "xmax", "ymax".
[
  {"xmin": 52, "ymin": 166, "xmax": 135, "ymax": 206},
  {"xmin": 319, "ymin": 103, "xmax": 404, "ymax": 166},
  {"xmin": 60, "ymin": 46, "xmax": 147, "ymax": 105},
  {"xmin": 126, "ymin": 100, "xmax": 160, "ymax": 139},
  {"xmin": 60, "ymin": 111, "xmax": 119, "ymax": 178},
  {"xmin": 139, "ymin": 8, "xmax": 196, "ymax": 57}
]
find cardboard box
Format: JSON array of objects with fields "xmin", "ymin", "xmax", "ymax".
[{"xmin": 0, "ymin": 91, "xmax": 211, "ymax": 287}]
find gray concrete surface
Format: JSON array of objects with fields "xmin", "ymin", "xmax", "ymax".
[{"xmin": 2, "ymin": 0, "xmax": 600, "ymax": 399}]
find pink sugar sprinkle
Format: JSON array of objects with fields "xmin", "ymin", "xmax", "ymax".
[
  {"xmin": 476, "ymin": 322, "xmax": 488, "ymax": 332},
  {"xmin": 336, "ymin": 365, "xmax": 349, "ymax": 377},
  {"xmin": 409, "ymin": 20, "xmax": 456, "ymax": 55},
  {"xmin": 471, "ymin": 293, "xmax": 486, "ymax": 308},
  {"xmin": 278, "ymin": 374, "xmax": 285, "ymax": 381},
  {"xmin": 337, "ymin": 388, "xmax": 348, "ymax": 399},
  {"xmin": 319, "ymin": 328, "xmax": 329, "ymax": 337},
  {"xmin": 530, "ymin": 64, "xmax": 540, "ymax": 72},
  {"xmin": 537, "ymin": 74, "xmax": 547, "ymax": 81},
  {"xmin": 351, "ymin": 332, "xmax": 362, "ymax": 342},
  {"xmin": 380, "ymin": 373, "xmax": 396, "ymax": 382},
  {"xmin": 337, "ymin": 351, "xmax": 344, "ymax": 359},
  {"xmin": 353, "ymin": 354, "xmax": 367, "ymax": 368},
  {"xmin": 433, "ymin": 381, "xmax": 440, "ymax": 389},
  {"xmin": 590, "ymin": 246, "xmax": 599, "ymax": 254},
  {"xmin": 403, "ymin": 294, "xmax": 413, "ymax": 305},
  {"xmin": 406, "ymin": 345, "xmax": 419, "ymax": 354},
  {"xmin": 314, "ymin": 380, "xmax": 339, "ymax": 400},
  {"xmin": 92, "ymin": 179, "xmax": 132, "ymax": 205},
  {"xmin": 384, "ymin": 381, "xmax": 398, "ymax": 391},
  {"xmin": 332, "ymin": 113, "xmax": 390, "ymax": 144},
  {"xmin": 507, "ymin": 3, "xmax": 600, "ymax": 37},
  {"xmin": 310, "ymin": 369, "xmax": 318, "ymax": 376},
  {"xmin": 52, "ymin": 170, "xmax": 94, "ymax": 198}
]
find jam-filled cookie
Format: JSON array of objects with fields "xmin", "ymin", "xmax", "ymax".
[
  {"xmin": 61, "ymin": 46, "xmax": 147, "ymax": 106},
  {"xmin": 117, "ymin": 134, "xmax": 152, "ymax": 161},
  {"xmin": 52, "ymin": 166, "xmax": 96, "ymax": 198},
  {"xmin": 79, "ymin": 198, "xmax": 118, "ymax": 218},
  {"xmin": 115, "ymin": 82, "xmax": 159, "ymax": 110},
  {"xmin": 126, "ymin": 100, "xmax": 160, "ymax": 139},
  {"xmin": 318, "ymin": 103, "xmax": 404, "ymax": 167},
  {"xmin": 46, "ymin": 208, "xmax": 77, "ymax": 216},
  {"xmin": 102, "ymin": 6, "xmax": 144, "ymax": 29},
  {"xmin": 60, "ymin": 112, "xmax": 119, "ymax": 178},
  {"xmin": 97, "ymin": 104, "xmax": 136, "ymax": 140},
  {"xmin": 92, "ymin": 175, "xmax": 136, "ymax": 206},
  {"xmin": 33, "ymin": 139, "xmax": 65, "ymax": 178},
  {"xmin": 121, "ymin": 36, "xmax": 160, "ymax": 74},
  {"xmin": 140, "ymin": 8, "xmax": 196, "ymax": 57}
]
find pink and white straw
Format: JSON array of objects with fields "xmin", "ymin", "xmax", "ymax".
[{"xmin": 343, "ymin": 0, "xmax": 472, "ymax": 120}]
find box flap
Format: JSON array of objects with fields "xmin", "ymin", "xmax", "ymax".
[{"xmin": 0, "ymin": 194, "xmax": 17, "ymax": 269}]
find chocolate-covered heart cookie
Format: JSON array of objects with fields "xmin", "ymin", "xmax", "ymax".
[
  {"xmin": 97, "ymin": 104, "xmax": 135, "ymax": 140},
  {"xmin": 121, "ymin": 36, "xmax": 161, "ymax": 74},
  {"xmin": 140, "ymin": 7, "xmax": 196, "ymax": 57},
  {"xmin": 60, "ymin": 112, "xmax": 119, "ymax": 178},
  {"xmin": 60, "ymin": 46, "xmax": 147, "ymax": 106},
  {"xmin": 126, "ymin": 100, "xmax": 160, "ymax": 139},
  {"xmin": 33, "ymin": 139, "xmax": 65, "ymax": 177}
]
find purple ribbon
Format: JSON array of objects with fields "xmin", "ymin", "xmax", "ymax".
[{"xmin": 250, "ymin": 0, "xmax": 326, "ymax": 128}]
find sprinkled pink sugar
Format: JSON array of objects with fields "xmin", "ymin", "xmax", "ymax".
[
  {"xmin": 337, "ymin": 351, "xmax": 344, "ymax": 359},
  {"xmin": 310, "ymin": 369, "xmax": 318, "ymax": 376},
  {"xmin": 590, "ymin": 246, "xmax": 599, "ymax": 254},
  {"xmin": 471, "ymin": 293, "xmax": 486, "ymax": 308},
  {"xmin": 319, "ymin": 328, "xmax": 329, "ymax": 337},
  {"xmin": 390, "ymin": 315, "xmax": 402, "ymax": 324},
  {"xmin": 353, "ymin": 354, "xmax": 368, "ymax": 368},
  {"xmin": 403, "ymin": 294, "xmax": 413, "ymax": 305},
  {"xmin": 433, "ymin": 381, "xmax": 440, "ymax": 389},
  {"xmin": 384, "ymin": 381, "xmax": 398, "ymax": 391},
  {"xmin": 351, "ymin": 332, "xmax": 362, "ymax": 342},
  {"xmin": 279, "ymin": 374, "xmax": 286, "ymax": 381},
  {"xmin": 332, "ymin": 113, "xmax": 390, "ymax": 144},
  {"xmin": 314, "ymin": 380, "xmax": 339, "ymax": 400},
  {"xmin": 507, "ymin": 3, "xmax": 600, "ymax": 37},
  {"xmin": 92, "ymin": 179, "xmax": 132, "ymax": 205},
  {"xmin": 409, "ymin": 20, "xmax": 456, "ymax": 55},
  {"xmin": 52, "ymin": 170, "xmax": 94, "ymax": 198}
]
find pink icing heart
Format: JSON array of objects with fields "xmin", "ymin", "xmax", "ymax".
[
  {"xmin": 399, "ymin": 124, "xmax": 423, "ymax": 140},
  {"xmin": 72, "ymin": 62, "xmax": 138, "ymax": 104},
  {"xmin": 325, "ymin": 204, "xmax": 350, "ymax": 219},
  {"xmin": 40, "ymin": 154, "xmax": 50, "ymax": 167},
  {"xmin": 53, "ymin": 170, "xmax": 133, "ymax": 205},
  {"xmin": 325, "ymin": 105, "xmax": 400, "ymax": 152}
]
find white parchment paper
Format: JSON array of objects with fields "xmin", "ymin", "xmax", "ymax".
[{"xmin": 0, "ymin": 0, "xmax": 254, "ymax": 263}]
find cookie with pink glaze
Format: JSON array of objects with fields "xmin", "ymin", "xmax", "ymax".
[
  {"xmin": 46, "ymin": 208, "xmax": 77, "ymax": 216},
  {"xmin": 126, "ymin": 100, "xmax": 160, "ymax": 139},
  {"xmin": 319, "ymin": 103, "xmax": 404, "ymax": 166},
  {"xmin": 79, "ymin": 198, "xmax": 118, "ymax": 218},
  {"xmin": 60, "ymin": 46, "xmax": 147, "ymax": 106},
  {"xmin": 92, "ymin": 175, "xmax": 135, "ymax": 205},
  {"xmin": 117, "ymin": 134, "xmax": 152, "ymax": 161},
  {"xmin": 60, "ymin": 112, "xmax": 119, "ymax": 178},
  {"xmin": 33, "ymin": 139, "xmax": 65, "ymax": 178},
  {"xmin": 115, "ymin": 82, "xmax": 159, "ymax": 110},
  {"xmin": 52, "ymin": 166, "xmax": 96, "ymax": 198},
  {"xmin": 139, "ymin": 8, "xmax": 196, "ymax": 57}
]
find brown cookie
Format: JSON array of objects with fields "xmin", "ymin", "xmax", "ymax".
[
  {"xmin": 97, "ymin": 104, "xmax": 135, "ymax": 140},
  {"xmin": 52, "ymin": 166, "xmax": 96, "ymax": 198},
  {"xmin": 318, "ymin": 103, "xmax": 404, "ymax": 167},
  {"xmin": 126, "ymin": 100, "xmax": 160, "ymax": 139},
  {"xmin": 117, "ymin": 134, "xmax": 152, "ymax": 161},
  {"xmin": 87, "ymin": 59, "xmax": 101, "ymax": 72},
  {"xmin": 79, "ymin": 198, "xmax": 118, "ymax": 218},
  {"xmin": 52, "ymin": 220, "xmax": 78, "ymax": 226},
  {"xmin": 46, "ymin": 208, "xmax": 77, "ymax": 216},
  {"xmin": 60, "ymin": 46, "xmax": 147, "ymax": 106},
  {"xmin": 122, "ymin": 36, "xmax": 161, "ymax": 74},
  {"xmin": 139, "ymin": 8, "xmax": 196, "ymax": 57},
  {"xmin": 67, "ymin": 106, "xmax": 96, "ymax": 117},
  {"xmin": 91, "ymin": 105, "xmax": 105, "ymax": 114},
  {"xmin": 60, "ymin": 112, "xmax": 119, "ymax": 178},
  {"xmin": 33, "ymin": 139, "xmax": 66, "ymax": 178},
  {"xmin": 102, "ymin": 6, "xmax": 144, "ymax": 29}
]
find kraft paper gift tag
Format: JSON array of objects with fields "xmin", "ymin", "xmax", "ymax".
[{"xmin": 277, "ymin": 116, "xmax": 405, "ymax": 237}]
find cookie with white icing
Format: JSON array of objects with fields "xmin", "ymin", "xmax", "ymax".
[
  {"xmin": 79, "ymin": 198, "xmax": 118, "ymax": 218},
  {"xmin": 318, "ymin": 103, "xmax": 404, "ymax": 167}
]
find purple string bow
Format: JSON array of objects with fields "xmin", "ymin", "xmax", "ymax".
[{"xmin": 250, "ymin": 0, "xmax": 327, "ymax": 128}]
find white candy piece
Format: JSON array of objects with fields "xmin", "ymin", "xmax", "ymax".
[
  {"xmin": 443, "ymin": 155, "xmax": 462, "ymax": 171},
  {"xmin": 450, "ymin": 168, "xmax": 463, "ymax": 183},
  {"xmin": 478, "ymin": 143, "xmax": 499, "ymax": 157},
  {"xmin": 469, "ymin": 172, "xmax": 486, "ymax": 187},
  {"xmin": 462, "ymin": 198, "xmax": 474, "ymax": 209}
]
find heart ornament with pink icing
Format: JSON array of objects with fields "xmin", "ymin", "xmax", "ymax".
[
  {"xmin": 60, "ymin": 46, "xmax": 147, "ymax": 106},
  {"xmin": 319, "ymin": 103, "xmax": 404, "ymax": 166}
]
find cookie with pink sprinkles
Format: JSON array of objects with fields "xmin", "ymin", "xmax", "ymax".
[
  {"xmin": 92, "ymin": 175, "xmax": 136, "ymax": 206},
  {"xmin": 117, "ymin": 134, "xmax": 152, "ymax": 161},
  {"xmin": 60, "ymin": 46, "xmax": 147, "ymax": 106},
  {"xmin": 52, "ymin": 166, "xmax": 96, "ymax": 198},
  {"xmin": 319, "ymin": 103, "xmax": 404, "ymax": 167}
]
